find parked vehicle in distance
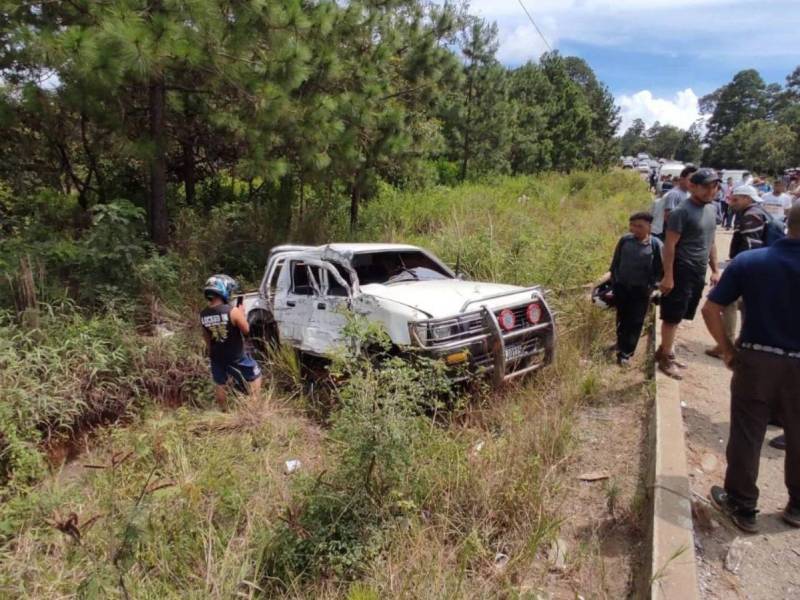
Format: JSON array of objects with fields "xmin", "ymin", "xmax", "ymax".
[
  {"xmin": 720, "ymin": 169, "xmax": 752, "ymax": 186},
  {"xmin": 657, "ymin": 162, "xmax": 684, "ymax": 194},
  {"xmin": 636, "ymin": 152, "xmax": 650, "ymax": 162},
  {"xmin": 622, "ymin": 157, "xmax": 634, "ymax": 169},
  {"xmin": 241, "ymin": 244, "xmax": 556, "ymax": 386}
]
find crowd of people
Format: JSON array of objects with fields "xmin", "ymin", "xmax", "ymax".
[{"xmin": 600, "ymin": 166, "xmax": 800, "ymax": 534}]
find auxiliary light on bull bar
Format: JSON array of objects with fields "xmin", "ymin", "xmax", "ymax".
[
  {"xmin": 498, "ymin": 308, "xmax": 516, "ymax": 331},
  {"xmin": 526, "ymin": 302, "xmax": 542, "ymax": 324}
]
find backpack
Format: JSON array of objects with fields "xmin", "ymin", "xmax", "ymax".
[{"xmin": 755, "ymin": 206, "xmax": 786, "ymax": 246}]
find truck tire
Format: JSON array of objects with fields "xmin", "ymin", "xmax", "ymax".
[{"xmin": 248, "ymin": 311, "xmax": 278, "ymax": 356}]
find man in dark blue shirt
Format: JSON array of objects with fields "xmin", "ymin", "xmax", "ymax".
[
  {"xmin": 607, "ymin": 211, "xmax": 663, "ymax": 366},
  {"xmin": 700, "ymin": 204, "xmax": 800, "ymax": 533}
]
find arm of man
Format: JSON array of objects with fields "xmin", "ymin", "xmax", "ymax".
[
  {"xmin": 740, "ymin": 209, "xmax": 766, "ymax": 251},
  {"xmin": 202, "ymin": 329, "xmax": 211, "ymax": 357},
  {"xmin": 660, "ymin": 229, "xmax": 679, "ymax": 295},
  {"xmin": 701, "ymin": 259, "xmax": 743, "ymax": 369},
  {"xmin": 231, "ymin": 306, "xmax": 250, "ymax": 336},
  {"xmin": 607, "ymin": 238, "xmax": 623, "ymax": 283},
  {"xmin": 708, "ymin": 242, "xmax": 720, "ymax": 286}
]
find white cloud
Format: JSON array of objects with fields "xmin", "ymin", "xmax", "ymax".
[
  {"xmin": 617, "ymin": 88, "xmax": 701, "ymax": 131},
  {"xmin": 465, "ymin": 0, "xmax": 800, "ymax": 65},
  {"xmin": 494, "ymin": 21, "xmax": 557, "ymax": 64}
]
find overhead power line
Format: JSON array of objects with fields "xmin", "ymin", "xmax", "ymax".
[{"xmin": 515, "ymin": 0, "xmax": 552, "ymax": 53}]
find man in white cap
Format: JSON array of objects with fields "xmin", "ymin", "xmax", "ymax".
[{"xmin": 706, "ymin": 184, "xmax": 768, "ymax": 359}]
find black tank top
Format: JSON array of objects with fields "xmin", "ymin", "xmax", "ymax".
[{"xmin": 200, "ymin": 304, "xmax": 244, "ymax": 363}]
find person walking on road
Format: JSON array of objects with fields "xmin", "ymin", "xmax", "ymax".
[
  {"xmin": 652, "ymin": 166, "xmax": 697, "ymax": 241},
  {"xmin": 200, "ymin": 274, "xmax": 262, "ymax": 410},
  {"xmin": 656, "ymin": 168, "xmax": 721, "ymax": 379},
  {"xmin": 705, "ymin": 184, "xmax": 768, "ymax": 359},
  {"xmin": 701, "ymin": 204, "xmax": 800, "ymax": 533},
  {"xmin": 607, "ymin": 211, "xmax": 663, "ymax": 366},
  {"xmin": 761, "ymin": 179, "xmax": 794, "ymax": 223}
]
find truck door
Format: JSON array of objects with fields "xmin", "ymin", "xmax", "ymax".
[
  {"xmin": 273, "ymin": 260, "xmax": 323, "ymax": 352},
  {"xmin": 306, "ymin": 261, "xmax": 354, "ymax": 354}
]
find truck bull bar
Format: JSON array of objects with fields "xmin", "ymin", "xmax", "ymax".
[{"xmin": 409, "ymin": 286, "xmax": 556, "ymax": 386}]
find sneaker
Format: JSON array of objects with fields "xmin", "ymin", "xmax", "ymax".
[
  {"xmin": 704, "ymin": 347, "xmax": 724, "ymax": 360},
  {"xmin": 709, "ymin": 485, "xmax": 758, "ymax": 533},
  {"xmin": 768, "ymin": 434, "xmax": 786, "ymax": 451},
  {"xmin": 655, "ymin": 348, "xmax": 683, "ymax": 380},
  {"xmin": 617, "ymin": 355, "xmax": 631, "ymax": 368},
  {"xmin": 783, "ymin": 503, "xmax": 800, "ymax": 528}
]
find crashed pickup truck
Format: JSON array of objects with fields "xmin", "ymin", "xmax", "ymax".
[{"xmin": 242, "ymin": 243, "xmax": 555, "ymax": 385}]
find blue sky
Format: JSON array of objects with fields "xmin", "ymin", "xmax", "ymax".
[{"xmin": 469, "ymin": 0, "xmax": 800, "ymax": 132}]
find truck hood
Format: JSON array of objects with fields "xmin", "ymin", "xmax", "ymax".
[{"xmin": 359, "ymin": 279, "xmax": 532, "ymax": 319}]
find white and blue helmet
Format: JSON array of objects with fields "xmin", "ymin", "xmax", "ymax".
[{"xmin": 203, "ymin": 274, "xmax": 239, "ymax": 302}]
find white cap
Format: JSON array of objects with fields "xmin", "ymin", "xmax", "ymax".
[{"xmin": 732, "ymin": 184, "xmax": 761, "ymax": 203}]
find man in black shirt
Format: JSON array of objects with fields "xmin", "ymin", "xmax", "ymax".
[
  {"xmin": 608, "ymin": 212, "xmax": 663, "ymax": 366},
  {"xmin": 200, "ymin": 274, "xmax": 262, "ymax": 409},
  {"xmin": 706, "ymin": 184, "xmax": 767, "ymax": 359}
]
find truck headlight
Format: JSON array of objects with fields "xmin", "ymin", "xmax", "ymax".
[
  {"xmin": 430, "ymin": 322, "xmax": 459, "ymax": 341},
  {"xmin": 411, "ymin": 320, "xmax": 460, "ymax": 345}
]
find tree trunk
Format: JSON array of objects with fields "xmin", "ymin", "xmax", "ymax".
[
  {"xmin": 460, "ymin": 72, "xmax": 475, "ymax": 182},
  {"xmin": 181, "ymin": 138, "xmax": 195, "ymax": 205},
  {"xmin": 276, "ymin": 174, "xmax": 294, "ymax": 238},
  {"xmin": 149, "ymin": 77, "xmax": 169, "ymax": 249},
  {"xmin": 350, "ymin": 179, "xmax": 361, "ymax": 230}
]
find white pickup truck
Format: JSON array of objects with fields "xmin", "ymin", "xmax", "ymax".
[{"xmin": 241, "ymin": 243, "xmax": 555, "ymax": 385}]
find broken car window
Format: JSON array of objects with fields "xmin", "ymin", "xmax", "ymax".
[{"xmin": 350, "ymin": 251, "xmax": 452, "ymax": 285}]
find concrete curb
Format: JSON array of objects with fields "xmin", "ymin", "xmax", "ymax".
[{"xmin": 650, "ymin": 321, "xmax": 700, "ymax": 599}]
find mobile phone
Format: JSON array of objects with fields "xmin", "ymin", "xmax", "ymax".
[{"xmin": 236, "ymin": 295, "xmax": 243, "ymax": 307}]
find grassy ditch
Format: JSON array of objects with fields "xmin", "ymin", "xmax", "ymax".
[{"xmin": 0, "ymin": 171, "xmax": 651, "ymax": 597}]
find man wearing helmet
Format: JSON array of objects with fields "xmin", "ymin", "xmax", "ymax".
[{"xmin": 200, "ymin": 274, "xmax": 262, "ymax": 409}]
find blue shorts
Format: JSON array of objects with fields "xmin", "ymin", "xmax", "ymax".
[{"xmin": 210, "ymin": 355, "xmax": 262, "ymax": 387}]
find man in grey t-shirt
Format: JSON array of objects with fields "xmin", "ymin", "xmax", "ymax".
[
  {"xmin": 656, "ymin": 168, "xmax": 721, "ymax": 379},
  {"xmin": 652, "ymin": 166, "xmax": 697, "ymax": 239}
]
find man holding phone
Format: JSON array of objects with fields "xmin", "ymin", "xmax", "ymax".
[{"xmin": 200, "ymin": 274, "xmax": 262, "ymax": 409}]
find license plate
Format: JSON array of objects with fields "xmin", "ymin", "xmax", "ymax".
[{"xmin": 504, "ymin": 344, "xmax": 526, "ymax": 362}]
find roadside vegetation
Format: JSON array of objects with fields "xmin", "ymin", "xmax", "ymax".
[{"xmin": 0, "ymin": 171, "xmax": 651, "ymax": 597}]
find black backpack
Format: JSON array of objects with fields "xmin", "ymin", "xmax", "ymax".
[{"xmin": 754, "ymin": 205, "xmax": 786, "ymax": 246}]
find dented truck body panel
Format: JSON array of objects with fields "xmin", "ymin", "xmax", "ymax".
[{"xmin": 245, "ymin": 243, "xmax": 556, "ymax": 384}]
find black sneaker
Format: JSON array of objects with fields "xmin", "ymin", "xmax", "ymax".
[
  {"xmin": 768, "ymin": 434, "xmax": 786, "ymax": 450},
  {"xmin": 709, "ymin": 485, "xmax": 758, "ymax": 533},
  {"xmin": 783, "ymin": 504, "xmax": 800, "ymax": 528}
]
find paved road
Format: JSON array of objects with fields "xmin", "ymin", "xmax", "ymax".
[{"xmin": 677, "ymin": 229, "xmax": 800, "ymax": 599}]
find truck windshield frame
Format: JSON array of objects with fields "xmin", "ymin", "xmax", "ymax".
[{"xmin": 350, "ymin": 251, "xmax": 453, "ymax": 285}]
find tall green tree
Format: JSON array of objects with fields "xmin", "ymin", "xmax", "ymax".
[
  {"xmin": 619, "ymin": 118, "xmax": 647, "ymax": 156},
  {"xmin": 508, "ymin": 62, "xmax": 553, "ymax": 173},
  {"xmin": 645, "ymin": 122, "xmax": 684, "ymax": 159},
  {"xmin": 563, "ymin": 56, "xmax": 619, "ymax": 167},
  {"xmin": 675, "ymin": 121, "xmax": 703, "ymax": 164},
  {"xmin": 701, "ymin": 69, "xmax": 769, "ymax": 146},
  {"xmin": 539, "ymin": 52, "xmax": 593, "ymax": 172}
]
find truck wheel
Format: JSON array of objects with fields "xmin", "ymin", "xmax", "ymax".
[{"xmin": 248, "ymin": 312, "xmax": 278, "ymax": 357}]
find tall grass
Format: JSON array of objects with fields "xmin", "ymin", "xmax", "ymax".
[{"xmin": 356, "ymin": 170, "xmax": 648, "ymax": 289}]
